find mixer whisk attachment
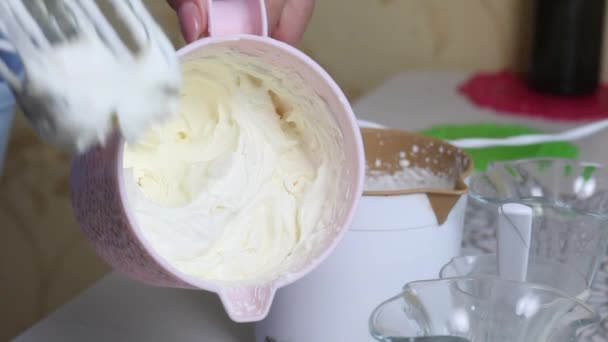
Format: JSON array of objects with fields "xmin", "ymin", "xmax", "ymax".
[{"xmin": 0, "ymin": 0, "xmax": 181, "ymax": 153}]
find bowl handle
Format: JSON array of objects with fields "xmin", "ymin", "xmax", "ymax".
[{"xmin": 207, "ymin": 0, "xmax": 268, "ymax": 37}]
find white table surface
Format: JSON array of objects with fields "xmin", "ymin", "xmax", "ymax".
[{"xmin": 15, "ymin": 71, "xmax": 608, "ymax": 342}]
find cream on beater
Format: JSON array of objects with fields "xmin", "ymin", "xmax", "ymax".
[
  {"xmin": 123, "ymin": 50, "xmax": 343, "ymax": 282},
  {"xmin": 22, "ymin": 36, "xmax": 180, "ymax": 152},
  {"xmin": 0, "ymin": 0, "xmax": 181, "ymax": 153}
]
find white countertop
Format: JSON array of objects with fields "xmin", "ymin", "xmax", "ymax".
[
  {"xmin": 15, "ymin": 273, "xmax": 253, "ymax": 342},
  {"xmin": 15, "ymin": 72, "xmax": 607, "ymax": 342}
]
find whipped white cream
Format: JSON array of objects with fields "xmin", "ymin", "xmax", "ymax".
[{"xmin": 123, "ymin": 50, "xmax": 343, "ymax": 283}]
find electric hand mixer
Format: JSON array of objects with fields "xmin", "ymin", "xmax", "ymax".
[{"xmin": 0, "ymin": 0, "xmax": 181, "ymax": 153}]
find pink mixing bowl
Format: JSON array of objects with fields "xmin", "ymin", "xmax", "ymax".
[{"xmin": 69, "ymin": 0, "xmax": 364, "ymax": 323}]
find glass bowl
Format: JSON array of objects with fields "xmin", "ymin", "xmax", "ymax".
[
  {"xmin": 467, "ymin": 159, "xmax": 608, "ymax": 288},
  {"xmin": 369, "ymin": 276, "xmax": 598, "ymax": 342}
]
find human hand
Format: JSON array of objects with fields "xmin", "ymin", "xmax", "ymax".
[{"xmin": 167, "ymin": 0, "xmax": 315, "ymax": 45}]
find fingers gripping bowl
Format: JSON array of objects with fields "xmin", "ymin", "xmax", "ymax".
[{"xmin": 69, "ymin": 36, "xmax": 364, "ymax": 322}]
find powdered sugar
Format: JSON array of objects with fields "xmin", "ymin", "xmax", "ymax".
[
  {"xmin": 365, "ymin": 151, "xmax": 454, "ymax": 191},
  {"xmin": 364, "ymin": 137, "xmax": 462, "ymax": 192},
  {"xmin": 399, "ymin": 159, "xmax": 410, "ymax": 168},
  {"xmin": 365, "ymin": 166, "xmax": 454, "ymax": 191}
]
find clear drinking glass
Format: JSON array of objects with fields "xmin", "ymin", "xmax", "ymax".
[
  {"xmin": 468, "ymin": 159, "xmax": 608, "ymax": 287},
  {"xmin": 369, "ymin": 277, "xmax": 598, "ymax": 342}
]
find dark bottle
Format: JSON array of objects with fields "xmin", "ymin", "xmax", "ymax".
[{"xmin": 528, "ymin": 0, "xmax": 606, "ymax": 96}]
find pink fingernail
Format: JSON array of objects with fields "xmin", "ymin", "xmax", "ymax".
[{"xmin": 178, "ymin": 1, "xmax": 202, "ymax": 42}]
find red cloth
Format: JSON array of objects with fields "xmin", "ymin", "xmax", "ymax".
[{"xmin": 458, "ymin": 71, "xmax": 608, "ymax": 121}]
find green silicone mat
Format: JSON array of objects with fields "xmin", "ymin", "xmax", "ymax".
[{"xmin": 420, "ymin": 123, "xmax": 579, "ymax": 171}]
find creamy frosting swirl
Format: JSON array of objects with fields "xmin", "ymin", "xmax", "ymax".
[{"xmin": 123, "ymin": 50, "xmax": 342, "ymax": 282}]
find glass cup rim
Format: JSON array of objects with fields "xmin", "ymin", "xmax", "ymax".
[
  {"xmin": 374, "ymin": 275, "xmax": 597, "ymax": 318},
  {"xmin": 438, "ymin": 254, "xmax": 590, "ymax": 282},
  {"xmin": 407, "ymin": 276, "xmax": 595, "ymax": 313},
  {"xmin": 469, "ymin": 159, "xmax": 608, "ymax": 219}
]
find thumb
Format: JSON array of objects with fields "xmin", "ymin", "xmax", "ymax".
[{"xmin": 168, "ymin": 0, "xmax": 208, "ymax": 43}]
